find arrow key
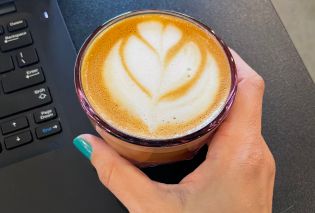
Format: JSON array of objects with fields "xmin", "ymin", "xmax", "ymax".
[
  {"xmin": 1, "ymin": 116, "xmax": 29, "ymax": 134},
  {"xmin": 4, "ymin": 131, "xmax": 33, "ymax": 150},
  {"xmin": 36, "ymin": 121, "xmax": 61, "ymax": 139}
]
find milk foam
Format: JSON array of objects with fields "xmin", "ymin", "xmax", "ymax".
[{"xmin": 103, "ymin": 21, "xmax": 224, "ymax": 135}]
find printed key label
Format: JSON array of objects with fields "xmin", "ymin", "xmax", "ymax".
[
  {"xmin": 40, "ymin": 109, "xmax": 53, "ymax": 119},
  {"xmin": 34, "ymin": 88, "xmax": 46, "ymax": 95},
  {"xmin": 25, "ymin": 68, "xmax": 40, "ymax": 79},
  {"xmin": 4, "ymin": 31, "xmax": 27, "ymax": 43},
  {"xmin": 33, "ymin": 88, "xmax": 49, "ymax": 100}
]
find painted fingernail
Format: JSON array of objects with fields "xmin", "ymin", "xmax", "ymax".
[{"xmin": 73, "ymin": 136, "xmax": 92, "ymax": 160}]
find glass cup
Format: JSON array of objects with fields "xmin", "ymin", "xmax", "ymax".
[{"xmin": 74, "ymin": 10, "xmax": 237, "ymax": 167}]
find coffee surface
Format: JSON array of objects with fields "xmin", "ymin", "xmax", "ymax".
[{"xmin": 81, "ymin": 13, "xmax": 231, "ymax": 140}]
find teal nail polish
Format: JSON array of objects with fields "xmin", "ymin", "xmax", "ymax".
[{"xmin": 73, "ymin": 137, "xmax": 92, "ymax": 160}]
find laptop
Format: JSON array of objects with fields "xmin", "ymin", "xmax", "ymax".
[
  {"xmin": 0, "ymin": 0, "xmax": 206, "ymax": 212},
  {"xmin": 0, "ymin": 0, "xmax": 128, "ymax": 212}
]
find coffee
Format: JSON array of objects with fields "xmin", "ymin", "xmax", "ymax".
[{"xmin": 80, "ymin": 13, "xmax": 231, "ymax": 140}]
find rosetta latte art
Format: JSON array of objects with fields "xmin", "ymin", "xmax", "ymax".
[{"xmin": 104, "ymin": 21, "xmax": 221, "ymax": 132}]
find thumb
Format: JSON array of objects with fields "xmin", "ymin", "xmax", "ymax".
[{"xmin": 73, "ymin": 134, "xmax": 161, "ymax": 211}]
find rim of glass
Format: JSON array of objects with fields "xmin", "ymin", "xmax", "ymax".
[{"xmin": 74, "ymin": 9, "xmax": 237, "ymax": 147}]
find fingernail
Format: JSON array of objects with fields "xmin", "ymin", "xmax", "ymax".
[{"xmin": 73, "ymin": 136, "xmax": 92, "ymax": 160}]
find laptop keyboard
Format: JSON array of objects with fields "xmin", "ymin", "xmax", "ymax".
[{"xmin": 0, "ymin": 14, "xmax": 62, "ymax": 152}]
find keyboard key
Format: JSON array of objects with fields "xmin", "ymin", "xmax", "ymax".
[
  {"xmin": 0, "ymin": 2, "xmax": 16, "ymax": 16},
  {"xmin": 34, "ymin": 107, "xmax": 57, "ymax": 123},
  {"xmin": 36, "ymin": 121, "xmax": 61, "ymax": 139},
  {"xmin": 2, "ymin": 67, "xmax": 45, "ymax": 93},
  {"xmin": 0, "ymin": 86, "xmax": 52, "ymax": 119},
  {"xmin": 16, "ymin": 47, "xmax": 39, "ymax": 67},
  {"xmin": 8, "ymin": 19, "xmax": 27, "ymax": 32},
  {"xmin": 0, "ymin": 30, "xmax": 33, "ymax": 52},
  {"xmin": 0, "ymin": 55, "xmax": 14, "ymax": 73},
  {"xmin": 4, "ymin": 131, "xmax": 32, "ymax": 150},
  {"xmin": 1, "ymin": 117, "xmax": 29, "ymax": 135},
  {"xmin": 0, "ymin": 26, "xmax": 3, "ymax": 35}
]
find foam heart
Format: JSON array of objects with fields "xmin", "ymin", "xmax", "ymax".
[{"xmin": 104, "ymin": 21, "xmax": 220, "ymax": 132}]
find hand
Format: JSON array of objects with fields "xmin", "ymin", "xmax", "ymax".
[{"xmin": 73, "ymin": 49, "xmax": 276, "ymax": 213}]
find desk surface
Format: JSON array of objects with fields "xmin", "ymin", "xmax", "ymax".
[{"xmin": 58, "ymin": 0, "xmax": 315, "ymax": 212}]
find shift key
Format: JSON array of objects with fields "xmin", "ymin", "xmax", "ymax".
[
  {"xmin": 2, "ymin": 67, "xmax": 45, "ymax": 93},
  {"xmin": 0, "ymin": 86, "xmax": 51, "ymax": 119}
]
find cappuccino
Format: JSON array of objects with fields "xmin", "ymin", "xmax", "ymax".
[{"xmin": 80, "ymin": 13, "xmax": 232, "ymax": 140}]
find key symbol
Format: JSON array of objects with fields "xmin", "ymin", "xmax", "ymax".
[
  {"xmin": 16, "ymin": 136, "xmax": 21, "ymax": 142},
  {"xmin": 38, "ymin": 93, "xmax": 47, "ymax": 99},
  {"xmin": 12, "ymin": 122, "xmax": 17, "ymax": 127},
  {"xmin": 19, "ymin": 52, "xmax": 26, "ymax": 64}
]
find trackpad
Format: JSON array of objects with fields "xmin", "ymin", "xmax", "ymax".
[{"xmin": 0, "ymin": 146, "xmax": 127, "ymax": 212}]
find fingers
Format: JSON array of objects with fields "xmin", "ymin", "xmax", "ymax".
[
  {"xmin": 181, "ymin": 49, "xmax": 267, "ymax": 182},
  {"xmin": 219, "ymin": 49, "xmax": 265, "ymax": 136},
  {"xmin": 202, "ymin": 49, "xmax": 266, "ymax": 169},
  {"xmin": 205, "ymin": 49, "xmax": 263, "ymax": 145},
  {"xmin": 207, "ymin": 49, "xmax": 265, "ymax": 156},
  {"xmin": 77, "ymin": 134, "xmax": 161, "ymax": 211}
]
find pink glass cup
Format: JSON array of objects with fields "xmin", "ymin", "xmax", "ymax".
[{"xmin": 74, "ymin": 10, "xmax": 237, "ymax": 167}]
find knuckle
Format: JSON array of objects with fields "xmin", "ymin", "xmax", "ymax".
[
  {"xmin": 92, "ymin": 154, "xmax": 116, "ymax": 188},
  {"xmin": 242, "ymin": 145, "xmax": 265, "ymax": 167},
  {"xmin": 236, "ymin": 140, "xmax": 277, "ymax": 178},
  {"xmin": 236, "ymin": 140, "xmax": 266, "ymax": 171},
  {"xmin": 232, "ymin": 134, "xmax": 276, "ymax": 180},
  {"xmin": 99, "ymin": 160, "xmax": 116, "ymax": 187},
  {"xmin": 247, "ymin": 74, "xmax": 265, "ymax": 91},
  {"xmin": 266, "ymin": 151, "xmax": 276, "ymax": 176}
]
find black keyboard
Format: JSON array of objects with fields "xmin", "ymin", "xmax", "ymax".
[{"xmin": 0, "ymin": 2, "xmax": 63, "ymax": 164}]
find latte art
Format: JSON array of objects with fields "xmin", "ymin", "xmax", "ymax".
[
  {"xmin": 81, "ymin": 14, "xmax": 232, "ymax": 139},
  {"xmin": 107, "ymin": 21, "xmax": 217, "ymax": 131}
]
